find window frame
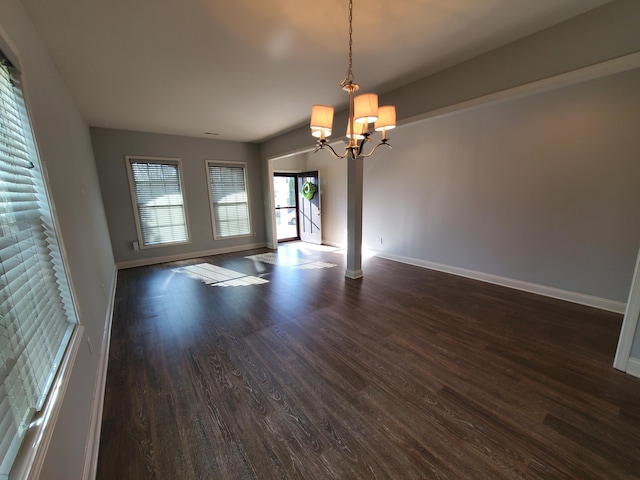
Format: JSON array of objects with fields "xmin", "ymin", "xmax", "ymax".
[
  {"xmin": 125, "ymin": 155, "xmax": 191, "ymax": 249},
  {"xmin": 0, "ymin": 48, "xmax": 83, "ymax": 480},
  {"xmin": 205, "ymin": 160, "xmax": 253, "ymax": 240}
]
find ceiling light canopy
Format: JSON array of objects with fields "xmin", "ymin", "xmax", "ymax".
[{"xmin": 310, "ymin": 0, "xmax": 396, "ymax": 159}]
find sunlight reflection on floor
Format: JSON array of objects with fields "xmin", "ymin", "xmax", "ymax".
[
  {"xmin": 176, "ymin": 263, "xmax": 269, "ymax": 287},
  {"xmin": 245, "ymin": 252, "xmax": 337, "ymax": 270},
  {"xmin": 175, "ymin": 242, "xmax": 342, "ymax": 288}
]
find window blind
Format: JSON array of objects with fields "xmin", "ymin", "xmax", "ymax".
[
  {"xmin": 0, "ymin": 53, "xmax": 77, "ymax": 476},
  {"xmin": 127, "ymin": 159, "xmax": 188, "ymax": 246},
  {"xmin": 207, "ymin": 163, "xmax": 251, "ymax": 238}
]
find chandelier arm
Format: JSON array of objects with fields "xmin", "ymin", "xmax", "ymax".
[
  {"xmin": 310, "ymin": 0, "xmax": 396, "ymax": 160},
  {"xmin": 316, "ymin": 141, "xmax": 350, "ymax": 159},
  {"xmin": 358, "ymin": 140, "xmax": 393, "ymax": 158}
]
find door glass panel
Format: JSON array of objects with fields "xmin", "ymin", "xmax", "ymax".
[{"xmin": 274, "ymin": 175, "xmax": 298, "ymax": 241}]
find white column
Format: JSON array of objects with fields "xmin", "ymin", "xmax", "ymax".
[{"xmin": 345, "ymin": 153, "xmax": 363, "ymax": 279}]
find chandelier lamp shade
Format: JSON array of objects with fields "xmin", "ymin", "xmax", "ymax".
[
  {"xmin": 310, "ymin": 0, "xmax": 396, "ymax": 159},
  {"xmin": 310, "ymin": 105, "xmax": 334, "ymax": 138}
]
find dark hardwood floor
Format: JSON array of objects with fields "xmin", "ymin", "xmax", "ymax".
[{"xmin": 97, "ymin": 243, "xmax": 640, "ymax": 479}]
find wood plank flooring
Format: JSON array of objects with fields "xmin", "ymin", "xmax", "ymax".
[{"xmin": 97, "ymin": 243, "xmax": 640, "ymax": 479}]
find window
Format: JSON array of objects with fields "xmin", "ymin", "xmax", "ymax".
[
  {"xmin": 206, "ymin": 162, "xmax": 252, "ymax": 239},
  {"xmin": 0, "ymin": 52, "xmax": 78, "ymax": 476},
  {"xmin": 126, "ymin": 156, "xmax": 189, "ymax": 247}
]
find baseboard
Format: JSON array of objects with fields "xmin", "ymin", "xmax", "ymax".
[
  {"xmin": 116, "ymin": 242, "xmax": 268, "ymax": 269},
  {"xmin": 626, "ymin": 358, "xmax": 640, "ymax": 379},
  {"xmin": 375, "ymin": 252, "xmax": 626, "ymax": 314},
  {"xmin": 345, "ymin": 268, "xmax": 363, "ymax": 279},
  {"xmin": 82, "ymin": 266, "xmax": 118, "ymax": 480},
  {"xmin": 322, "ymin": 240, "xmax": 344, "ymax": 249}
]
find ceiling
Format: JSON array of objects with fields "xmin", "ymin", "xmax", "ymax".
[{"xmin": 21, "ymin": 0, "xmax": 612, "ymax": 143}]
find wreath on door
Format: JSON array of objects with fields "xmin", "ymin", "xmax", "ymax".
[{"xmin": 302, "ymin": 181, "xmax": 316, "ymax": 200}]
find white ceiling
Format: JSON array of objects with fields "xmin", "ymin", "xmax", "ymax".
[{"xmin": 21, "ymin": 0, "xmax": 611, "ymax": 143}]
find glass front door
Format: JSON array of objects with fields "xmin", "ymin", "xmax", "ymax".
[{"xmin": 273, "ymin": 174, "xmax": 298, "ymax": 241}]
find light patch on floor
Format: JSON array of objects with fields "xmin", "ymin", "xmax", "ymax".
[
  {"xmin": 245, "ymin": 252, "xmax": 337, "ymax": 270},
  {"xmin": 177, "ymin": 263, "xmax": 269, "ymax": 287}
]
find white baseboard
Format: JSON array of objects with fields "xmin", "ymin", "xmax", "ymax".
[
  {"xmin": 82, "ymin": 266, "xmax": 118, "ymax": 480},
  {"xmin": 626, "ymin": 358, "xmax": 640, "ymax": 379},
  {"xmin": 116, "ymin": 242, "xmax": 268, "ymax": 269},
  {"xmin": 322, "ymin": 240, "xmax": 344, "ymax": 249},
  {"xmin": 375, "ymin": 252, "xmax": 626, "ymax": 314},
  {"xmin": 345, "ymin": 268, "xmax": 363, "ymax": 279}
]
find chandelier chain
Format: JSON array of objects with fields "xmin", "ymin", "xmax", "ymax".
[
  {"xmin": 342, "ymin": 0, "xmax": 355, "ymax": 87},
  {"xmin": 311, "ymin": 0, "xmax": 394, "ymax": 159}
]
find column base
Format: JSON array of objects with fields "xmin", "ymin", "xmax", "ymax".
[{"xmin": 345, "ymin": 268, "xmax": 363, "ymax": 279}]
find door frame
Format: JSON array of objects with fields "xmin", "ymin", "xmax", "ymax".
[
  {"xmin": 265, "ymin": 148, "xmax": 319, "ymax": 249},
  {"xmin": 614, "ymin": 247, "xmax": 640, "ymax": 377},
  {"xmin": 273, "ymin": 172, "xmax": 300, "ymax": 242},
  {"xmin": 266, "ymin": 160, "xmax": 302, "ymax": 248}
]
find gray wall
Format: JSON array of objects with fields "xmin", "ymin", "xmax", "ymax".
[
  {"xmin": 306, "ymin": 152, "xmax": 347, "ymax": 247},
  {"xmin": 261, "ymin": 0, "xmax": 640, "ymax": 309},
  {"xmin": 272, "ymin": 153, "xmax": 306, "ymax": 172},
  {"xmin": 260, "ymin": 0, "xmax": 640, "ymax": 160},
  {"xmin": 91, "ymin": 128, "xmax": 266, "ymax": 266},
  {"xmin": 273, "ymin": 68, "xmax": 640, "ymax": 305},
  {"xmin": 363, "ymin": 68, "xmax": 640, "ymax": 303},
  {"xmin": 1, "ymin": 0, "xmax": 635, "ymax": 477},
  {"xmin": 0, "ymin": 1, "xmax": 115, "ymax": 479}
]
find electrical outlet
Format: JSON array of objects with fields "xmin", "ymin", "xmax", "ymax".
[
  {"xmin": 378, "ymin": 237, "xmax": 383, "ymax": 245},
  {"xmin": 133, "ymin": 241, "xmax": 140, "ymax": 251}
]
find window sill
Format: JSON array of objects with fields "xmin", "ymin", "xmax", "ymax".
[{"xmin": 9, "ymin": 325, "xmax": 84, "ymax": 480}]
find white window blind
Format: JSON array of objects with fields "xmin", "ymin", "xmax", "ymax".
[
  {"xmin": 207, "ymin": 162, "xmax": 251, "ymax": 238},
  {"xmin": 0, "ymin": 53, "xmax": 77, "ymax": 476},
  {"xmin": 126, "ymin": 158, "xmax": 189, "ymax": 247}
]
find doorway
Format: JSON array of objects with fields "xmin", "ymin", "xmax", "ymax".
[
  {"xmin": 273, "ymin": 174, "xmax": 298, "ymax": 242},
  {"xmin": 273, "ymin": 171, "xmax": 321, "ymax": 244}
]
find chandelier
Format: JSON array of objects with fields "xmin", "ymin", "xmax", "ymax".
[{"xmin": 310, "ymin": 0, "xmax": 396, "ymax": 159}]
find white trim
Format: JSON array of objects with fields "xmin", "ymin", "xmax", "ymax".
[
  {"xmin": 375, "ymin": 251, "xmax": 626, "ymax": 314},
  {"xmin": 266, "ymin": 158, "xmax": 278, "ymax": 249},
  {"xmin": 345, "ymin": 268, "xmax": 363, "ymax": 279},
  {"xmin": 81, "ymin": 267, "xmax": 118, "ymax": 480},
  {"xmin": 116, "ymin": 242, "xmax": 267, "ymax": 269},
  {"xmin": 9, "ymin": 325, "xmax": 85, "ymax": 480},
  {"xmin": 323, "ymin": 240, "xmax": 344, "ymax": 249},
  {"xmin": 399, "ymin": 51, "xmax": 640, "ymax": 129},
  {"xmin": 614, "ymin": 247, "xmax": 640, "ymax": 371},
  {"xmin": 626, "ymin": 358, "xmax": 640, "ymax": 379}
]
